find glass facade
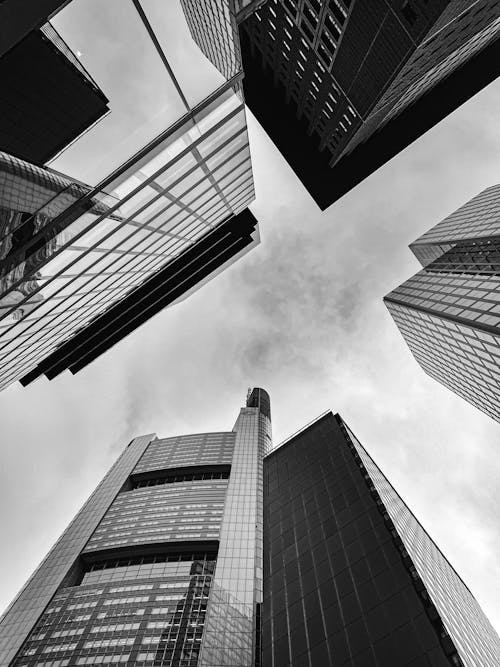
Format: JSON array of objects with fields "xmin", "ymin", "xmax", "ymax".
[
  {"xmin": 341, "ymin": 0, "xmax": 500, "ymax": 159},
  {"xmin": 180, "ymin": 0, "xmax": 241, "ymax": 81},
  {"xmin": 0, "ymin": 0, "xmax": 258, "ymax": 392},
  {"xmin": 263, "ymin": 412, "xmax": 500, "ymax": 666},
  {"xmin": 410, "ymin": 184, "xmax": 500, "ymax": 263},
  {"xmin": 0, "ymin": 389, "xmax": 270, "ymax": 667},
  {"xmin": 0, "ymin": 21, "xmax": 109, "ymax": 165},
  {"xmin": 339, "ymin": 417, "xmax": 500, "ymax": 667},
  {"xmin": 385, "ymin": 185, "xmax": 500, "ymax": 422}
]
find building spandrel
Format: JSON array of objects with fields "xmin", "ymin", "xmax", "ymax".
[
  {"xmin": 385, "ymin": 185, "xmax": 500, "ymax": 422},
  {"xmin": 0, "ymin": 0, "xmax": 259, "ymax": 392},
  {"xmin": 188, "ymin": 0, "xmax": 500, "ymax": 209},
  {"xmin": 0, "ymin": 388, "xmax": 270, "ymax": 667},
  {"xmin": 263, "ymin": 411, "xmax": 500, "ymax": 666}
]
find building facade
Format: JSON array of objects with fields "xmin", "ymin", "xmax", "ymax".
[
  {"xmin": 0, "ymin": 388, "xmax": 272, "ymax": 667},
  {"xmin": 0, "ymin": 0, "xmax": 259, "ymax": 391},
  {"xmin": 1, "ymin": 395, "xmax": 499, "ymax": 666},
  {"xmin": 234, "ymin": 0, "xmax": 500, "ymax": 209},
  {"xmin": 385, "ymin": 185, "xmax": 500, "ymax": 422},
  {"xmin": 263, "ymin": 411, "xmax": 500, "ymax": 666}
]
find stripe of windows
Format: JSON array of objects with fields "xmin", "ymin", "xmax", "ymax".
[{"xmin": 0, "ymin": 160, "xmax": 253, "ymax": 374}]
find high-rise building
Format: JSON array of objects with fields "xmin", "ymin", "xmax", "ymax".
[
  {"xmin": 2, "ymin": 393, "xmax": 499, "ymax": 666},
  {"xmin": 0, "ymin": 1, "xmax": 259, "ymax": 391},
  {"xmin": 230, "ymin": 0, "xmax": 500, "ymax": 209},
  {"xmin": 385, "ymin": 185, "xmax": 500, "ymax": 422},
  {"xmin": 0, "ymin": 388, "xmax": 272, "ymax": 667},
  {"xmin": 0, "ymin": 0, "xmax": 71, "ymax": 57},
  {"xmin": 264, "ymin": 411, "xmax": 500, "ymax": 666}
]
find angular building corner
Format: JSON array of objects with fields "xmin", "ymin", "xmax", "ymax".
[
  {"xmin": 2, "ymin": 392, "xmax": 498, "ymax": 667},
  {"xmin": 0, "ymin": 1, "xmax": 260, "ymax": 392},
  {"xmin": 234, "ymin": 0, "xmax": 500, "ymax": 209},
  {"xmin": 384, "ymin": 185, "xmax": 500, "ymax": 422},
  {"xmin": 264, "ymin": 411, "xmax": 500, "ymax": 666}
]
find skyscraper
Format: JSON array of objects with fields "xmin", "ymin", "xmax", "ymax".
[
  {"xmin": 0, "ymin": 388, "xmax": 272, "ymax": 667},
  {"xmin": 385, "ymin": 185, "xmax": 500, "ymax": 422},
  {"xmin": 0, "ymin": 1, "xmax": 259, "ymax": 391},
  {"xmin": 264, "ymin": 411, "xmax": 500, "ymax": 666},
  {"xmin": 232, "ymin": 0, "xmax": 500, "ymax": 209},
  {"xmin": 2, "ymin": 392, "xmax": 499, "ymax": 666}
]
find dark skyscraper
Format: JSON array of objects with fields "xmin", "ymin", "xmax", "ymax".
[
  {"xmin": 1, "ymin": 393, "xmax": 498, "ymax": 666},
  {"xmin": 385, "ymin": 185, "xmax": 500, "ymax": 422},
  {"xmin": 0, "ymin": 1, "xmax": 260, "ymax": 391},
  {"xmin": 264, "ymin": 411, "xmax": 500, "ymax": 666},
  {"xmin": 234, "ymin": 0, "xmax": 500, "ymax": 209},
  {"xmin": 0, "ymin": 388, "xmax": 272, "ymax": 667}
]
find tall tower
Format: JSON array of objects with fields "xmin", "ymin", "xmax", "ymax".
[
  {"xmin": 0, "ymin": 389, "xmax": 271, "ymax": 667},
  {"xmin": 263, "ymin": 412, "xmax": 500, "ymax": 666},
  {"xmin": 233, "ymin": 0, "xmax": 500, "ymax": 209},
  {"xmin": 385, "ymin": 185, "xmax": 500, "ymax": 422}
]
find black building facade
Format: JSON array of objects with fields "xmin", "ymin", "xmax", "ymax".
[
  {"xmin": 263, "ymin": 412, "xmax": 500, "ymax": 666},
  {"xmin": 237, "ymin": 0, "xmax": 500, "ymax": 209}
]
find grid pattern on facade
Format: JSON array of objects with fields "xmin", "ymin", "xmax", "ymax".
[
  {"xmin": 0, "ymin": 84, "xmax": 255, "ymax": 390},
  {"xmin": 0, "ymin": 435, "xmax": 155, "ymax": 667},
  {"xmin": 375, "ymin": 0, "xmax": 500, "ymax": 126},
  {"xmin": 263, "ymin": 413, "xmax": 458, "ymax": 666},
  {"xmin": 199, "ymin": 399, "xmax": 271, "ymax": 666},
  {"xmin": 386, "ymin": 301, "xmax": 500, "ymax": 421},
  {"xmin": 131, "ymin": 470, "xmax": 230, "ymax": 489},
  {"xmin": 341, "ymin": 0, "xmax": 500, "ymax": 158},
  {"xmin": 180, "ymin": 0, "xmax": 241, "ymax": 81},
  {"xmin": 12, "ymin": 556, "xmax": 216, "ymax": 667},
  {"xmin": 240, "ymin": 0, "xmax": 361, "ymax": 157},
  {"xmin": 83, "ymin": 481, "xmax": 228, "ymax": 552},
  {"xmin": 341, "ymin": 418, "xmax": 500, "ymax": 667},
  {"xmin": 0, "ymin": 22, "xmax": 109, "ymax": 166},
  {"xmin": 425, "ymin": 238, "xmax": 500, "ymax": 275},
  {"xmin": 411, "ymin": 184, "xmax": 500, "ymax": 249},
  {"xmin": 385, "ymin": 183, "xmax": 500, "ymax": 423},
  {"xmin": 134, "ymin": 433, "xmax": 235, "ymax": 474},
  {"xmin": 240, "ymin": 0, "xmax": 461, "ymax": 167}
]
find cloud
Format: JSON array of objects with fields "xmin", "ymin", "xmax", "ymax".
[{"xmin": 1, "ymin": 37, "xmax": 500, "ymax": 642}]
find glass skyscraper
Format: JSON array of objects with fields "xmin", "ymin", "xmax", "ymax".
[
  {"xmin": 186, "ymin": 0, "xmax": 500, "ymax": 209},
  {"xmin": 0, "ymin": 0, "xmax": 259, "ymax": 392},
  {"xmin": 385, "ymin": 185, "xmax": 500, "ymax": 422},
  {"xmin": 0, "ymin": 388, "xmax": 272, "ymax": 667},
  {"xmin": 2, "ymin": 393, "xmax": 499, "ymax": 666},
  {"xmin": 264, "ymin": 411, "xmax": 500, "ymax": 666}
]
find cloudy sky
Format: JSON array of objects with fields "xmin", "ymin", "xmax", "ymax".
[{"xmin": 1, "ymin": 5, "xmax": 500, "ymax": 641}]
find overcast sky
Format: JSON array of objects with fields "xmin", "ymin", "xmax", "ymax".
[{"xmin": 1, "ymin": 23, "xmax": 500, "ymax": 640}]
